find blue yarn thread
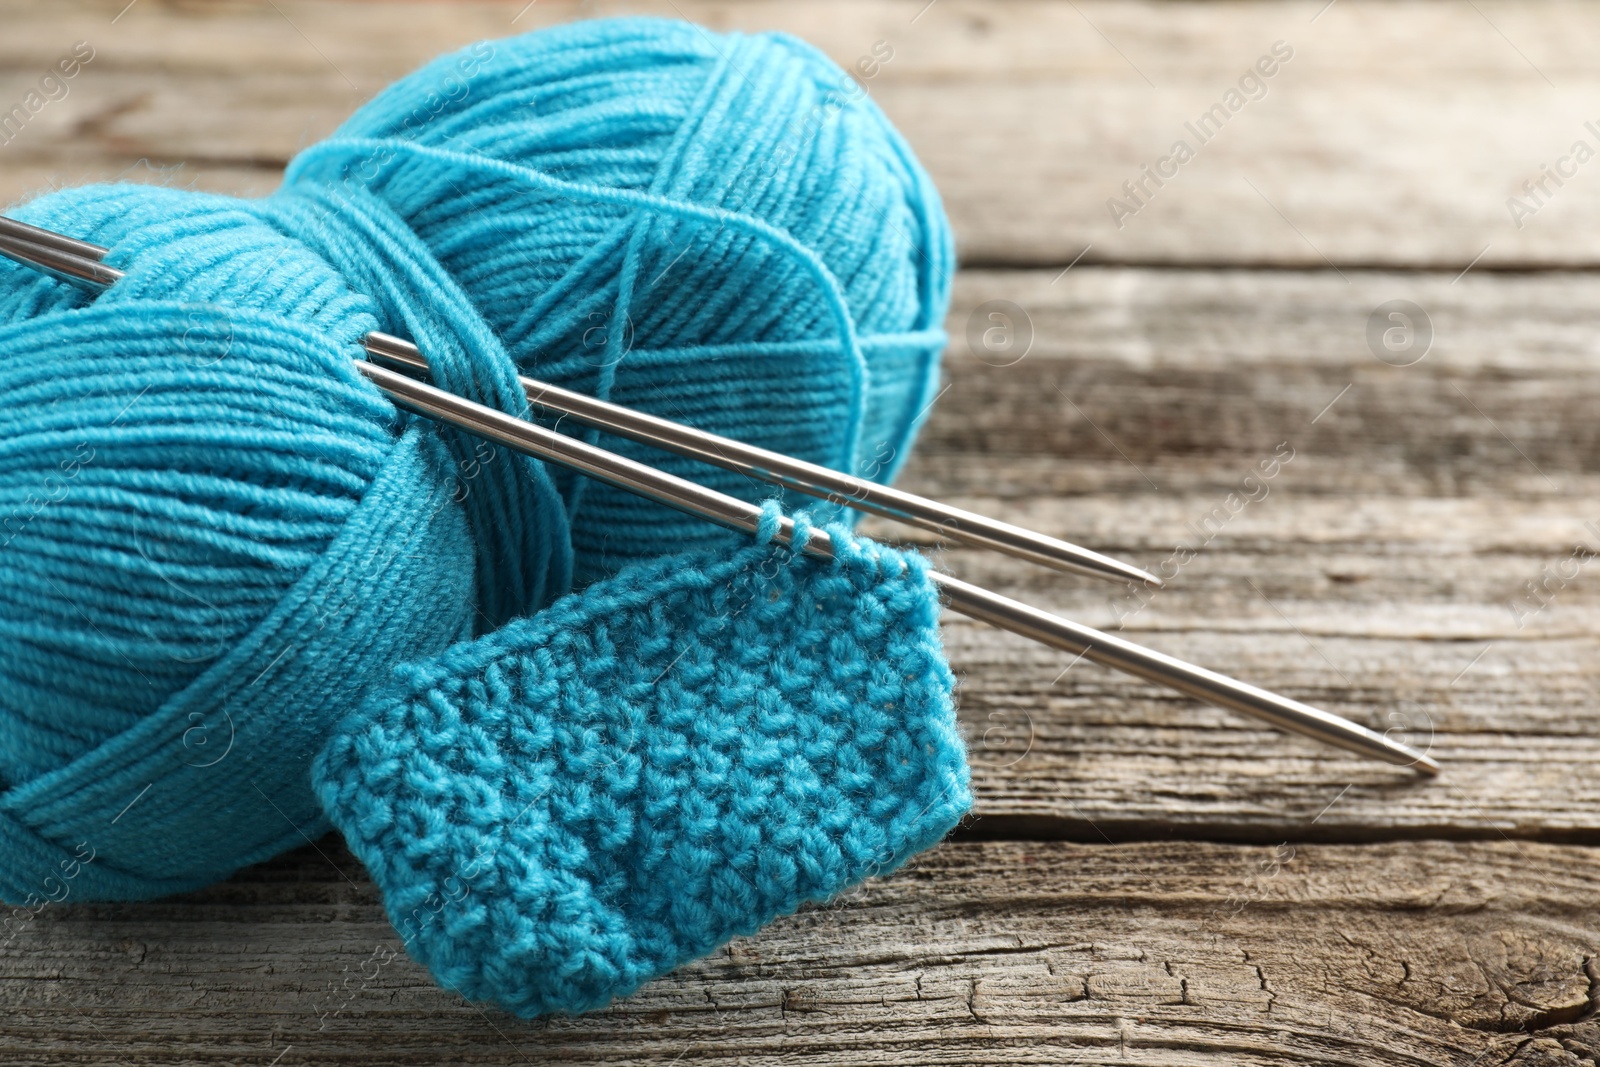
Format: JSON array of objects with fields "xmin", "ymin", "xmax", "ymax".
[
  {"xmin": 316, "ymin": 504, "xmax": 971, "ymax": 1016},
  {"xmin": 0, "ymin": 14, "xmax": 961, "ymax": 991}
]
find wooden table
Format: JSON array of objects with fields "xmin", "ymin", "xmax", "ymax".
[{"xmin": 5, "ymin": 2, "xmax": 1600, "ymax": 1063}]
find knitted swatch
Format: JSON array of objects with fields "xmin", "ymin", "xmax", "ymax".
[{"xmin": 313, "ymin": 508, "xmax": 971, "ymax": 1017}]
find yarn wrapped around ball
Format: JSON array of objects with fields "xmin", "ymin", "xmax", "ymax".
[{"xmin": 0, "ymin": 13, "xmax": 957, "ymax": 926}]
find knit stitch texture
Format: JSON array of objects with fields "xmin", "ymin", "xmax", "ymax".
[{"xmin": 313, "ymin": 507, "xmax": 971, "ymax": 1017}]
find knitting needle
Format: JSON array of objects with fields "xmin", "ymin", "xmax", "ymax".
[
  {"xmin": 0, "ymin": 219, "xmax": 1440, "ymax": 773},
  {"xmin": 360, "ymin": 332, "xmax": 1160, "ymax": 585},
  {"xmin": 0, "ymin": 221, "xmax": 1161, "ymax": 589},
  {"xmin": 362, "ymin": 358, "xmax": 1438, "ymax": 775},
  {"xmin": 0, "ymin": 215, "xmax": 108, "ymax": 261}
]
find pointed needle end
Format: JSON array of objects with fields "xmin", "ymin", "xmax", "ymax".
[
  {"xmin": 1110, "ymin": 561, "xmax": 1163, "ymax": 588},
  {"xmin": 1067, "ymin": 551, "xmax": 1164, "ymax": 588},
  {"xmin": 1408, "ymin": 751, "xmax": 1442, "ymax": 777}
]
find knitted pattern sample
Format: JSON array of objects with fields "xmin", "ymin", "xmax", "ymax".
[{"xmin": 313, "ymin": 509, "xmax": 971, "ymax": 1017}]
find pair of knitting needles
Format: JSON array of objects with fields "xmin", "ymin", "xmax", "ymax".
[{"xmin": 0, "ymin": 214, "xmax": 1437, "ymax": 775}]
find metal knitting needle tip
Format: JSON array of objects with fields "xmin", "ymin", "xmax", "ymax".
[
  {"xmin": 933, "ymin": 573, "xmax": 1439, "ymax": 775},
  {"xmin": 361, "ymin": 332, "xmax": 1164, "ymax": 588},
  {"xmin": 357, "ymin": 359, "xmax": 1437, "ymax": 776}
]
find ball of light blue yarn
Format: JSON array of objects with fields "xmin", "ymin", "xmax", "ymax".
[{"xmin": 0, "ymin": 17, "xmax": 953, "ymax": 900}]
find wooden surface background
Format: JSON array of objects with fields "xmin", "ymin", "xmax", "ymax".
[{"xmin": 5, "ymin": 1, "xmax": 1600, "ymax": 1064}]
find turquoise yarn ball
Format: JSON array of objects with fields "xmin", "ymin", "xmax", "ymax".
[{"xmin": 0, "ymin": 17, "xmax": 953, "ymax": 900}]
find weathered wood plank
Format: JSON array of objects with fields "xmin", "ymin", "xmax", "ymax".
[
  {"xmin": 2, "ymin": 836, "xmax": 1595, "ymax": 1066},
  {"xmin": 853, "ymin": 268, "xmax": 1600, "ymax": 839},
  {"xmin": 3, "ymin": 0, "xmax": 1599, "ymax": 268},
  {"xmin": 6, "ymin": 4, "xmax": 1600, "ymax": 1062}
]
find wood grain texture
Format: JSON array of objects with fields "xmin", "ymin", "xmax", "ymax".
[
  {"xmin": 895, "ymin": 268, "xmax": 1600, "ymax": 842},
  {"xmin": 4, "ymin": 1, "xmax": 1600, "ymax": 1064},
  {"xmin": 3, "ymin": 0, "xmax": 1600, "ymax": 267},
  {"xmin": 6, "ymin": 837, "xmax": 1600, "ymax": 1066}
]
